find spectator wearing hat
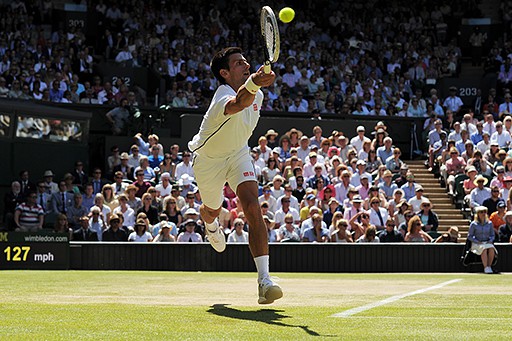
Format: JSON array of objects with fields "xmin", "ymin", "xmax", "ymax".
[
  {"xmin": 125, "ymin": 184, "xmax": 142, "ymax": 212},
  {"xmin": 443, "ymin": 87, "xmax": 463, "ymax": 113},
  {"xmin": 498, "ymin": 211, "xmax": 512, "ymax": 242},
  {"xmin": 302, "ymin": 152, "xmax": 324, "ymax": 179},
  {"xmin": 178, "ymin": 174, "xmax": 197, "ymax": 198},
  {"xmin": 42, "ymin": 170, "xmax": 59, "ymax": 194},
  {"xmin": 177, "ymin": 219, "xmax": 203, "ymax": 242},
  {"xmin": 434, "ymin": 226, "xmax": 460, "ymax": 243},
  {"xmin": 468, "ymin": 206, "xmax": 496, "ymax": 274},
  {"xmin": 376, "ymin": 137, "xmax": 393, "ymax": 165},
  {"xmin": 356, "ymin": 173, "xmax": 371, "ymax": 200},
  {"xmin": 72, "ymin": 216, "xmax": 99, "ymax": 241},
  {"xmin": 343, "ymin": 194, "xmax": 364, "ymax": 222},
  {"xmin": 393, "ymin": 163, "xmax": 409, "ymax": 188},
  {"xmin": 274, "ymin": 196, "xmax": 300, "ymax": 228},
  {"xmin": 112, "ymin": 152, "xmax": 134, "ymax": 181},
  {"xmin": 482, "ymin": 184, "xmax": 504, "ymax": 215},
  {"xmin": 350, "ymin": 126, "xmax": 371, "ymax": 153},
  {"xmin": 417, "ymin": 200, "xmax": 438, "ymax": 232},
  {"xmin": 71, "ymin": 160, "xmax": 88, "ymax": 189},
  {"xmin": 490, "ymin": 166, "xmax": 506, "ymax": 191},
  {"xmin": 128, "ymin": 219, "xmax": 153, "ymax": 242},
  {"xmin": 265, "ymin": 129, "xmax": 279, "ymax": 149},
  {"xmin": 334, "ymin": 170, "xmax": 354, "ymax": 204},
  {"xmin": 169, "ymin": 184, "xmax": 186, "ymax": 211},
  {"xmin": 350, "ymin": 160, "xmax": 372, "ymax": 187},
  {"xmin": 103, "ymin": 214, "xmax": 129, "ymax": 241},
  {"xmin": 470, "ymin": 175, "xmax": 492, "ymax": 209},
  {"xmin": 152, "ymin": 219, "xmax": 177, "ymax": 242},
  {"xmin": 408, "ymin": 185, "xmax": 428, "ymax": 213}
]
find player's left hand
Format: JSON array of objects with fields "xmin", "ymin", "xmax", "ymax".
[{"xmin": 252, "ymin": 65, "xmax": 276, "ymax": 87}]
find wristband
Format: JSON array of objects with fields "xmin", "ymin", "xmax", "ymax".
[{"xmin": 244, "ymin": 76, "xmax": 261, "ymax": 95}]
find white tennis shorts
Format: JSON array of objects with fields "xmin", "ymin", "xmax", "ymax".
[{"xmin": 193, "ymin": 147, "xmax": 257, "ymax": 210}]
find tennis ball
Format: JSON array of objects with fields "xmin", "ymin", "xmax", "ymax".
[{"xmin": 279, "ymin": 7, "xmax": 295, "ymax": 24}]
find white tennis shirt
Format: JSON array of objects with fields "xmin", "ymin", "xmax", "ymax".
[{"xmin": 188, "ymin": 84, "xmax": 263, "ymax": 158}]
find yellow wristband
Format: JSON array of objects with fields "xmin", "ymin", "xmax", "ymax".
[{"xmin": 244, "ymin": 76, "xmax": 261, "ymax": 95}]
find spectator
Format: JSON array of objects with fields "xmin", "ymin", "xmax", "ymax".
[
  {"xmin": 417, "ymin": 200, "xmax": 438, "ymax": 232},
  {"xmin": 177, "ymin": 219, "xmax": 203, "ymax": 242},
  {"xmin": 470, "ymin": 175, "xmax": 492, "ymax": 209},
  {"xmin": 276, "ymin": 213, "xmax": 301, "ymax": 242},
  {"xmin": 103, "ymin": 214, "xmax": 128, "ymax": 242},
  {"xmin": 152, "ymin": 221, "xmax": 176, "ymax": 242},
  {"xmin": 404, "ymin": 216, "xmax": 433, "ymax": 242},
  {"xmin": 302, "ymin": 213, "xmax": 330, "ymax": 242},
  {"xmin": 67, "ymin": 193, "xmax": 88, "ymax": 229},
  {"xmin": 13, "ymin": 191, "xmax": 44, "ymax": 232},
  {"xmin": 356, "ymin": 225, "xmax": 380, "ymax": 243},
  {"xmin": 434, "ymin": 226, "xmax": 461, "ymax": 243},
  {"xmin": 113, "ymin": 194, "xmax": 136, "ymax": 230},
  {"xmin": 468, "ymin": 206, "xmax": 496, "ymax": 274},
  {"xmin": 228, "ymin": 218, "xmax": 249, "ymax": 243},
  {"xmin": 498, "ymin": 211, "xmax": 512, "ymax": 242},
  {"xmin": 378, "ymin": 218, "xmax": 404, "ymax": 242},
  {"xmin": 128, "ymin": 219, "xmax": 153, "ymax": 242},
  {"xmin": 330, "ymin": 219, "xmax": 354, "ymax": 243},
  {"xmin": 72, "ymin": 216, "xmax": 99, "ymax": 241}
]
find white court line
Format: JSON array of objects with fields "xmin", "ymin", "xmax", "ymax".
[{"xmin": 332, "ymin": 279, "xmax": 462, "ymax": 318}]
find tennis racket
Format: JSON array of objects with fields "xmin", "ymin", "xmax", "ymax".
[{"xmin": 260, "ymin": 6, "xmax": 280, "ymax": 74}]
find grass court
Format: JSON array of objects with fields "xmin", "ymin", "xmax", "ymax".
[{"xmin": 0, "ymin": 271, "xmax": 511, "ymax": 340}]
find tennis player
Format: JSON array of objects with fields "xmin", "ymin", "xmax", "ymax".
[{"xmin": 188, "ymin": 47, "xmax": 282, "ymax": 304}]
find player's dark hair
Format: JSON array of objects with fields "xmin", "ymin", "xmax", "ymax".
[{"xmin": 211, "ymin": 47, "xmax": 243, "ymax": 85}]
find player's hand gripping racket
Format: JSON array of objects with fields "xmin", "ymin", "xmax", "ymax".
[{"xmin": 260, "ymin": 6, "xmax": 280, "ymax": 74}]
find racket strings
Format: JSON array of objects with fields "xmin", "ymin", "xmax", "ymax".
[{"xmin": 265, "ymin": 20, "xmax": 276, "ymax": 58}]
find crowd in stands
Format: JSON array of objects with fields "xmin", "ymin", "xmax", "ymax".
[
  {"xmin": 0, "ymin": 0, "xmax": 493, "ymax": 120},
  {"xmin": 4, "ymin": 121, "xmax": 493, "ymax": 244}
]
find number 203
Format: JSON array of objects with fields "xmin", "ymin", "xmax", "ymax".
[{"xmin": 3, "ymin": 246, "xmax": 30, "ymax": 261}]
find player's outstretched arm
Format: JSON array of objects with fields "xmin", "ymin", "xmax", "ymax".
[{"xmin": 225, "ymin": 66, "xmax": 275, "ymax": 116}]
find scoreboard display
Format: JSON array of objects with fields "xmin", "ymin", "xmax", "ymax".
[{"xmin": 0, "ymin": 232, "xmax": 69, "ymax": 270}]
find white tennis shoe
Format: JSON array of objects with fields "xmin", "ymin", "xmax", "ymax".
[
  {"xmin": 258, "ymin": 277, "xmax": 283, "ymax": 304},
  {"xmin": 205, "ymin": 220, "xmax": 226, "ymax": 253},
  {"xmin": 484, "ymin": 266, "xmax": 493, "ymax": 274}
]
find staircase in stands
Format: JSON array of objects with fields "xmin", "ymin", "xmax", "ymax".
[{"xmin": 406, "ymin": 160, "xmax": 470, "ymax": 240}]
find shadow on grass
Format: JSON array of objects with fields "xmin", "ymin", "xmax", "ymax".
[{"xmin": 207, "ymin": 304, "xmax": 336, "ymax": 337}]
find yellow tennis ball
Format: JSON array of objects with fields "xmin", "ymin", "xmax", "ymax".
[{"xmin": 279, "ymin": 7, "xmax": 295, "ymax": 23}]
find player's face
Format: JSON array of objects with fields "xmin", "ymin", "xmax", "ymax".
[{"xmin": 225, "ymin": 53, "xmax": 250, "ymax": 87}]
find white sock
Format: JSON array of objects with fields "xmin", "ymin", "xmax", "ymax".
[
  {"xmin": 205, "ymin": 219, "xmax": 219, "ymax": 232},
  {"xmin": 254, "ymin": 255, "xmax": 269, "ymax": 283}
]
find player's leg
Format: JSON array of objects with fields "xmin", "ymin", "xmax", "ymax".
[
  {"xmin": 193, "ymin": 154, "xmax": 226, "ymax": 252},
  {"xmin": 237, "ymin": 180, "xmax": 282, "ymax": 304}
]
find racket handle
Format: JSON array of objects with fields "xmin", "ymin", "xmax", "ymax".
[{"xmin": 264, "ymin": 61, "xmax": 271, "ymax": 74}]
